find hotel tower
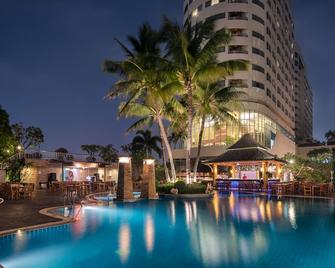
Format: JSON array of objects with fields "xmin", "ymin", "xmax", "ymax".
[{"xmin": 173, "ymin": 0, "xmax": 313, "ymax": 169}]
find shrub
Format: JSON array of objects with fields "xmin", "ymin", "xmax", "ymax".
[
  {"xmin": 174, "ymin": 180, "xmax": 186, "ymax": 193},
  {"xmin": 157, "ymin": 182, "xmax": 207, "ymax": 195},
  {"xmin": 157, "ymin": 183, "xmax": 174, "ymax": 194},
  {"xmin": 179, "ymin": 183, "xmax": 207, "ymax": 194}
]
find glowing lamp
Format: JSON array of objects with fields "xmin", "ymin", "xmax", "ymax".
[
  {"xmin": 144, "ymin": 159, "xmax": 155, "ymax": 165},
  {"xmin": 119, "ymin": 157, "xmax": 131, "ymax": 164}
]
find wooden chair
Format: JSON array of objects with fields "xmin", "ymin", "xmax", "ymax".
[
  {"xmin": 285, "ymin": 183, "xmax": 294, "ymax": 195},
  {"xmin": 304, "ymin": 183, "xmax": 312, "ymax": 196},
  {"xmin": 23, "ymin": 183, "xmax": 35, "ymax": 199},
  {"xmin": 10, "ymin": 184, "xmax": 20, "ymax": 200},
  {"xmin": 320, "ymin": 184, "xmax": 330, "ymax": 197}
]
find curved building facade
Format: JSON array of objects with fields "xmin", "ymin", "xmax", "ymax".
[{"xmin": 173, "ymin": 0, "xmax": 313, "ymax": 169}]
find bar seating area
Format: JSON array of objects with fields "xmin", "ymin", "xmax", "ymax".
[
  {"xmin": 0, "ymin": 180, "xmax": 117, "ymax": 201},
  {"xmin": 49, "ymin": 181, "xmax": 116, "ymax": 199},
  {"xmin": 0, "ymin": 182, "xmax": 35, "ymax": 200},
  {"xmin": 271, "ymin": 181, "xmax": 333, "ymax": 197}
]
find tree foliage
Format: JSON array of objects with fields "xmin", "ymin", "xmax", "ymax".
[
  {"xmin": 132, "ymin": 130, "xmax": 161, "ymax": 158},
  {"xmin": 99, "ymin": 144, "xmax": 118, "ymax": 163},
  {"xmin": 0, "ymin": 106, "xmax": 16, "ymax": 164},
  {"xmin": 284, "ymin": 153, "xmax": 331, "ymax": 183},
  {"xmin": 11, "ymin": 123, "xmax": 44, "ymax": 150}
]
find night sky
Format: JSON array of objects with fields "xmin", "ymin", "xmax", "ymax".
[{"xmin": 1, "ymin": 0, "xmax": 334, "ymax": 153}]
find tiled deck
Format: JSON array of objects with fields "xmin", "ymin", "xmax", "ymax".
[{"xmin": 0, "ymin": 190, "xmax": 66, "ymax": 232}]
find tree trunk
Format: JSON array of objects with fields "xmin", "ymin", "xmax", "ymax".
[
  {"xmin": 157, "ymin": 116, "xmax": 177, "ymax": 182},
  {"xmin": 186, "ymin": 81, "xmax": 193, "ymax": 184},
  {"xmin": 159, "ymin": 129, "xmax": 171, "ymax": 182},
  {"xmin": 193, "ymin": 115, "xmax": 206, "ymax": 182}
]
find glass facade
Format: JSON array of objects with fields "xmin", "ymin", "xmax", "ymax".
[{"xmin": 189, "ymin": 110, "xmax": 292, "ymax": 149}]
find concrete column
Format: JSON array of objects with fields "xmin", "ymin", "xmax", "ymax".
[
  {"xmin": 231, "ymin": 164, "xmax": 237, "ymax": 178},
  {"xmin": 262, "ymin": 162, "xmax": 269, "ymax": 190},
  {"xmin": 116, "ymin": 157, "xmax": 134, "ymax": 201},
  {"xmin": 275, "ymin": 163, "xmax": 281, "ymax": 180},
  {"xmin": 141, "ymin": 159, "xmax": 156, "ymax": 199},
  {"xmin": 213, "ymin": 164, "xmax": 218, "ymax": 184}
]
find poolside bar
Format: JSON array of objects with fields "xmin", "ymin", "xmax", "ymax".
[{"xmin": 203, "ymin": 134, "xmax": 286, "ymax": 190}]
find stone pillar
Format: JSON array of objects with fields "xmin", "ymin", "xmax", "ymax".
[
  {"xmin": 116, "ymin": 157, "xmax": 134, "ymax": 201},
  {"xmin": 0, "ymin": 170, "xmax": 6, "ymax": 183},
  {"xmin": 141, "ymin": 159, "xmax": 156, "ymax": 199}
]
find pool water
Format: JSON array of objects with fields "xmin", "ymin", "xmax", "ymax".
[
  {"xmin": 94, "ymin": 192, "xmax": 142, "ymax": 202},
  {"xmin": 1, "ymin": 193, "xmax": 335, "ymax": 268}
]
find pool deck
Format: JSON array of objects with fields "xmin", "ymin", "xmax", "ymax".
[{"xmin": 0, "ymin": 190, "xmax": 66, "ymax": 232}]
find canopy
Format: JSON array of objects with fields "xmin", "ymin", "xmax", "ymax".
[{"xmin": 203, "ymin": 134, "xmax": 285, "ymax": 164}]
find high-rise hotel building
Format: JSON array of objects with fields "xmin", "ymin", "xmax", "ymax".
[{"xmin": 173, "ymin": 0, "xmax": 313, "ymax": 166}]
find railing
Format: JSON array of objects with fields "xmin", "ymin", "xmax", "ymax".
[{"xmin": 12, "ymin": 150, "xmax": 106, "ymax": 163}]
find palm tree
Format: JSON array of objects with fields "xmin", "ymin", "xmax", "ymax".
[
  {"xmin": 99, "ymin": 144, "xmax": 118, "ymax": 163},
  {"xmin": 162, "ymin": 18, "xmax": 248, "ymax": 183},
  {"xmin": 192, "ymin": 83, "xmax": 245, "ymax": 181},
  {"xmin": 325, "ymin": 130, "xmax": 335, "ymax": 144},
  {"xmin": 104, "ymin": 23, "xmax": 182, "ymax": 181},
  {"xmin": 132, "ymin": 130, "xmax": 161, "ymax": 158},
  {"xmin": 81, "ymin": 144, "xmax": 101, "ymax": 162}
]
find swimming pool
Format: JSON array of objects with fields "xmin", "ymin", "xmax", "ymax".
[
  {"xmin": 93, "ymin": 192, "xmax": 142, "ymax": 202},
  {"xmin": 1, "ymin": 193, "xmax": 335, "ymax": 268}
]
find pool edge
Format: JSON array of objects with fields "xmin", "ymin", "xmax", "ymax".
[{"xmin": 0, "ymin": 205, "xmax": 77, "ymax": 237}]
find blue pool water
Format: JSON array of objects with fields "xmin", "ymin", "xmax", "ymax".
[
  {"xmin": 1, "ymin": 193, "xmax": 335, "ymax": 268},
  {"xmin": 94, "ymin": 192, "xmax": 142, "ymax": 202}
]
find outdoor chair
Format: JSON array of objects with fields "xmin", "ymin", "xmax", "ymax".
[
  {"xmin": 304, "ymin": 184, "xmax": 312, "ymax": 196},
  {"xmin": 23, "ymin": 183, "xmax": 35, "ymax": 199},
  {"xmin": 284, "ymin": 183, "xmax": 294, "ymax": 195},
  {"xmin": 78, "ymin": 183, "xmax": 89, "ymax": 197},
  {"xmin": 312, "ymin": 184, "xmax": 321, "ymax": 196},
  {"xmin": 51, "ymin": 182, "xmax": 61, "ymax": 192},
  {"xmin": 10, "ymin": 184, "xmax": 20, "ymax": 200},
  {"xmin": 320, "ymin": 184, "xmax": 330, "ymax": 197}
]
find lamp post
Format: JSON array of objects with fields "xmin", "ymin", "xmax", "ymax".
[
  {"xmin": 141, "ymin": 159, "xmax": 156, "ymax": 199},
  {"xmin": 116, "ymin": 157, "xmax": 134, "ymax": 201}
]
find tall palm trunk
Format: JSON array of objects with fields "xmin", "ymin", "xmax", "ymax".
[
  {"xmin": 186, "ymin": 81, "xmax": 193, "ymax": 184},
  {"xmin": 157, "ymin": 116, "xmax": 177, "ymax": 182},
  {"xmin": 159, "ymin": 129, "xmax": 171, "ymax": 182},
  {"xmin": 193, "ymin": 115, "xmax": 206, "ymax": 182}
]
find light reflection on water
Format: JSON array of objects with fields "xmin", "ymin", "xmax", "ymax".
[{"xmin": 1, "ymin": 193, "xmax": 335, "ymax": 268}]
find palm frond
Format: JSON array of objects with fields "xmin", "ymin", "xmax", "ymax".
[{"xmin": 114, "ymin": 38, "xmax": 134, "ymax": 58}]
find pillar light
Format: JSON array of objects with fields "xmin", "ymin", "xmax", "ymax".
[
  {"xmin": 119, "ymin": 157, "xmax": 131, "ymax": 164},
  {"xmin": 144, "ymin": 159, "xmax": 155, "ymax": 165}
]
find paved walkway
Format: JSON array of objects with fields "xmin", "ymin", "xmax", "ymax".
[{"xmin": 0, "ymin": 190, "xmax": 66, "ymax": 232}]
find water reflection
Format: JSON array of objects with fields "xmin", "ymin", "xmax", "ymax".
[
  {"xmin": 14, "ymin": 230, "xmax": 27, "ymax": 252},
  {"xmin": 184, "ymin": 193, "xmax": 300, "ymax": 266},
  {"xmin": 185, "ymin": 201, "xmax": 198, "ymax": 229},
  {"xmin": 118, "ymin": 223, "xmax": 130, "ymax": 263},
  {"xmin": 144, "ymin": 214, "xmax": 155, "ymax": 253},
  {"xmin": 168, "ymin": 200, "xmax": 176, "ymax": 226}
]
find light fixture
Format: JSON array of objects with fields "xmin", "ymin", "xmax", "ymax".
[
  {"xmin": 289, "ymin": 159, "xmax": 295, "ymax": 164},
  {"xmin": 119, "ymin": 157, "xmax": 131, "ymax": 164},
  {"xmin": 144, "ymin": 159, "xmax": 155, "ymax": 165},
  {"xmin": 17, "ymin": 145, "xmax": 22, "ymax": 151}
]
